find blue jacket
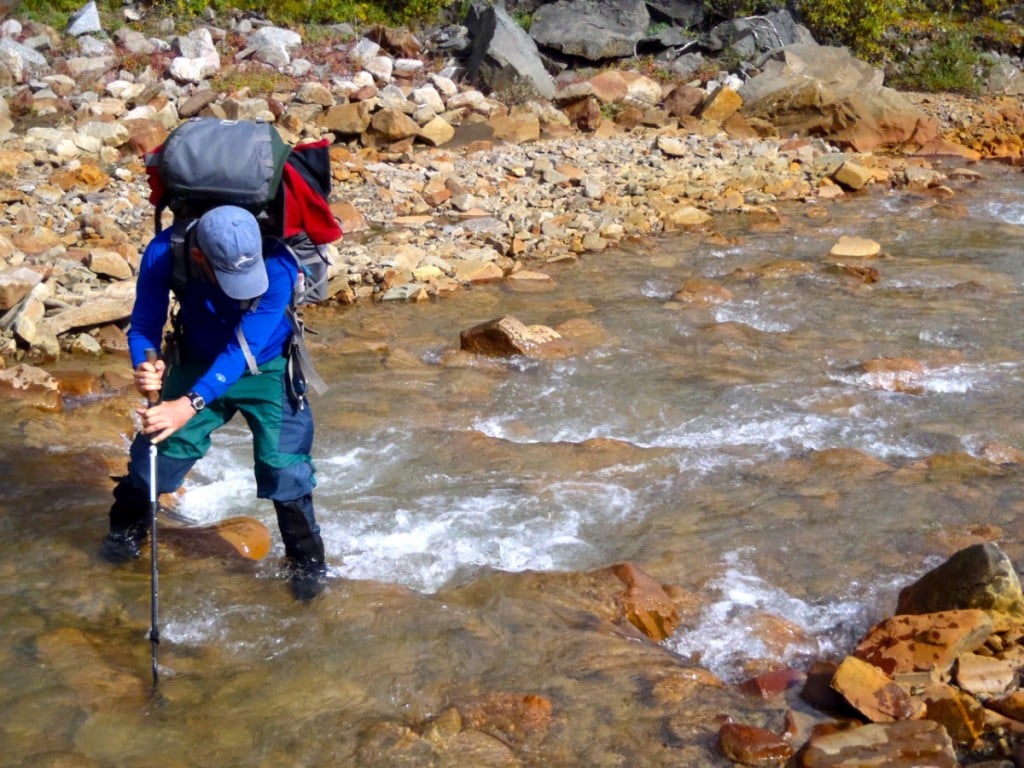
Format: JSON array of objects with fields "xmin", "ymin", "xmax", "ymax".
[{"xmin": 127, "ymin": 227, "xmax": 296, "ymax": 404}]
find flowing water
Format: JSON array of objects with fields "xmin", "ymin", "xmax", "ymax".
[{"xmin": 3, "ymin": 159, "xmax": 1024, "ymax": 766}]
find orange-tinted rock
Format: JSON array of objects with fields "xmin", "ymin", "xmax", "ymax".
[
  {"xmin": 718, "ymin": 722, "xmax": 793, "ymax": 766},
  {"xmin": 671, "ymin": 277, "xmax": 734, "ymax": 306},
  {"xmin": 831, "ymin": 655, "xmax": 925, "ymax": 722},
  {"xmin": 459, "ymin": 315, "xmax": 566, "ymax": 359},
  {"xmin": 611, "ymin": 562, "xmax": 680, "ymax": 641},
  {"xmin": 54, "ymin": 370, "xmax": 104, "ymax": 397},
  {"xmin": 0, "ymin": 363, "xmax": 63, "ymax": 412},
  {"xmin": 460, "ymin": 692, "xmax": 552, "ymax": 749},
  {"xmin": 800, "ymin": 720, "xmax": 957, "ymax": 768},
  {"xmin": 854, "ymin": 609, "xmax": 993, "ymax": 676},
  {"xmin": 954, "ymin": 651, "xmax": 1018, "ymax": 696},
  {"xmin": 739, "ymin": 667, "xmax": 806, "ymax": 699},
  {"xmin": 919, "ymin": 682, "xmax": 986, "ymax": 745},
  {"xmin": 35, "ymin": 627, "xmax": 146, "ymax": 707},
  {"xmin": 987, "ymin": 689, "xmax": 1024, "ymax": 721}
]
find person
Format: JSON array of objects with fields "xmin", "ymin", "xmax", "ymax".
[{"xmin": 102, "ymin": 205, "xmax": 327, "ymax": 601}]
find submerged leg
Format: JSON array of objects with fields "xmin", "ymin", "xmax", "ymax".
[
  {"xmin": 101, "ymin": 479, "xmax": 150, "ymax": 563},
  {"xmin": 274, "ymin": 493, "xmax": 327, "ymax": 601}
]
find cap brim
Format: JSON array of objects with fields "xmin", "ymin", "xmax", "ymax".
[{"xmin": 215, "ymin": 265, "xmax": 269, "ymax": 300}]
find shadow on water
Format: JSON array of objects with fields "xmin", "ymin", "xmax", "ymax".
[{"xmin": 4, "ymin": 161, "xmax": 1024, "ymax": 765}]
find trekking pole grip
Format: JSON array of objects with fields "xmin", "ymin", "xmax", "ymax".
[{"xmin": 144, "ymin": 348, "xmax": 161, "ymax": 406}]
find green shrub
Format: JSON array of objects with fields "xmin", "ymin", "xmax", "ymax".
[
  {"xmin": 890, "ymin": 28, "xmax": 981, "ymax": 92},
  {"xmin": 796, "ymin": 0, "xmax": 905, "ymax": 60},
  {"xmin": 16, "ymin": 0, "xmax": 123, "ymax": 29}
]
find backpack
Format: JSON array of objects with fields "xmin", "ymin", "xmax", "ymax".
[{"xmin": 144, "ymin": 118, "xmax": 344, "ymax": 397}]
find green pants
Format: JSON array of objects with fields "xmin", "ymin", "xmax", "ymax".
[{"xmin": 128, "ymin": 355, "xmax": 316, "ymax": 501}]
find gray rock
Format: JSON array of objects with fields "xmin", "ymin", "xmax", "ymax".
[
  {"xmin": 646, "ymin": 0, "xmax": 703, "ymax": 27},
  {"xmin": 530, "ymin": 0, "xmax": 650, "ymax": 61},
  {"xmin": 169, "ymin": 27, "xmax": 220, "ymax": 83},
  {"xmin": 464, "ymin": 2, "xmax": 556, "ymax": 100},
  {"xmin": 740, "ymin": 43, "xmax": 884, "ymax": 106},
  {"xmin": 704, "ymin": 10, "xmax": 814, "ymax": 58},
  {"xmin": 984, "ymin": 54, "xmax": 1024, "ymax": 95},
  {"xmin": 66, "ymin": 1, "xmax": 102, "ymax": 37},
  {"xmin": 247, "ymin": 25, "xmax": 302, "ymax": 68},
  {"xmin": 0, "ymin": 38, "xmax": 50, "ymax": 81}
]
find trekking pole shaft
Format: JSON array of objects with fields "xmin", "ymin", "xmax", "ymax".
[{"xmin": 144, "ymin": 348, "xmax": 160, "ymax": 688}]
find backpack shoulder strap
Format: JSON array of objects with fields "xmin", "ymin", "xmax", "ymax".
[{"xmin": 169, "ymin": 218, "xmax": 194, "ymax": 301}]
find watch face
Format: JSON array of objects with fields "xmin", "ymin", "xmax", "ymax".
[{"xmin": 189, "ymin": 393, "xmax": 205, "ymax": 411}]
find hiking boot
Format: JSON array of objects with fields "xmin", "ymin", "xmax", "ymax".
[
  {"xmin": 101, "ymin": 524, "xmax": 147, "ymax": 563},
  {"xmin": 274, "ymin": 495, "xmax": 327, "ymax": 601},
  {"xmin": 289, "ymin": 561, "xmax": 328, "ymax": 601},
  {"xmin": 102, "ymin": 480, "xmax": 150, "ymax": 563}
]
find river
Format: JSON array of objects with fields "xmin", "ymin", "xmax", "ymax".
[{"xmin": 3, "ymin": 158, "xmax": 1024, "ymax": 766}]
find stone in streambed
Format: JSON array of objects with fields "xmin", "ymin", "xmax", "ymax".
[
  {"xmin": 459, "ymin": 315, "xmax": 566, "ymax": 359},
  {"xmin": 717, "ymin": 721, "xmax": 793, "ymax": 766},
  {"xmin": 897, "ymin": 542, "xmax": 1024, "ymax": 617},
  {"xmin": 0, "ymin": 363, "xmax": 63, "ymax": 411},
  {"xmin": 799, "ymin": 720, "xmax": 958, "ymax": 768}
]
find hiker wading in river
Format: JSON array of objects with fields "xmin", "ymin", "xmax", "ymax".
[{"xmin": 102, "ymin": 204, "xmax": 327, "ymax": 601}]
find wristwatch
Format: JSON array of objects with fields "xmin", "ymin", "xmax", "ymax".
[{"xmin": 185, "ymin": 391, "xmax": 206, "ymax": 412}]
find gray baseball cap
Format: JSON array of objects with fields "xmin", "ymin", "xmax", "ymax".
[{"xmin": 194, "ymin": 205, "xmax": 268, "ymax": 300}]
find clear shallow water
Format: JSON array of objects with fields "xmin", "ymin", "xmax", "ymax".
[{"xmin": 4, "ymin": 159, "xmax": 1024, "ymax": 765}]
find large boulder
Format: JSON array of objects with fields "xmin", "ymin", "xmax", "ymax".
[
  {"xmin": 739, "ymin": 43, "xmax": 939, "ymax": 152},
  {"xmin": 464, "ymin": 2, "xmax": 556, "ymax": 100},
  {"xmin": 702, "ymin": 9, "xmax": 814, "ymax": 58},
  {"xmin": 529, "ymin": 0, "xmax": 650, "ymax": 61}
]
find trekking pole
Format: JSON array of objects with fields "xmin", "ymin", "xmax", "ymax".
[{"xmin": 144, "ymin": 347, "xmax": 161, "ymax": 690}]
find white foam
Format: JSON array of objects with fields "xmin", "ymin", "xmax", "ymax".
[
  {"xmin": 666, "ymin": 550, "xmax": 875, "ymax": 682},
  {"xmin": 321, "ymin": 482, "xmax": 623, "ymax": 593}
]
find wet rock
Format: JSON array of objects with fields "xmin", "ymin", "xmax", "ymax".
[
  {"xmin": 436, "ymin": 729, "xmax": 520, "ymax": 767},
  {"xmin": 459, "ymin": 315, "xmax": 565, "ymax": 358},
  {"xmin": 855, "ymin": 356, "xmax": 925, "ymax": 394},
  {"xmin": 919, "ymin": 681, "xmax": 987, "ymax": 744},
  {"xmin": 0, "ymin": 362, "xmax": 62, "ymax": 411},
  {"xmin": 988, "ymin": 689, "xmax": 1024, "ymax": 720},
  {"xmin": 954, "ymin": 652, "xmax": 1019, "ymax": 696},
  {"xmin": 854, "ymin": 609, "xmax": 994, "ymax": 676},
  {"xmin": 739, "ymin": 668, "xmax": 806, "ymax": 700},
  {"xmin": 896, "ymin": 543, "xmax": 1024, "ymax": 617},
  {"xmin": 355, "ymin": 721, "xmax": 438, "ymax": 767},
  {"xmin": 831, "ymin": 234, "xmax": 880, "ymax": 259},
  {"xmin": 830, "ymin": 655, "xmax": 925, "ymax": 722},
  {"xmin": 611, "ymin": 561, "xmax": 680, "ymax": 641},
  {"xmin": 459, "ymin": 692, "xmax": 553, "ymax": 749},
  {"xmin": 717, "ymin": 721, "xmax": 794, "ymax": 766},
  {"xmin": 800, "ymin": 719, "xmax": 958, "ymax": 768},
  {"xmin": 34, "ymin": 627, "xmax": 146, "ymax": 707}
]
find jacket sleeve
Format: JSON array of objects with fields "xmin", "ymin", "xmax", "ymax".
[
  {"xmin": 189, "ymin": 256, "xmax": 295, "ymax": 404},
  {"xmin": 127, "ymin": 230, "xmax": 174, "ymax": 368}
]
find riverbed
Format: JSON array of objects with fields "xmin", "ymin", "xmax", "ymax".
[{"xmin": 3, "ymin": 158, "xmax": 1024, "ymax": 766}]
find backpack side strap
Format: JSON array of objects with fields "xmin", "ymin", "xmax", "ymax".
[{"xmin": 287, "ymin": 310, "xmax": 327, "ymax": 396}]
